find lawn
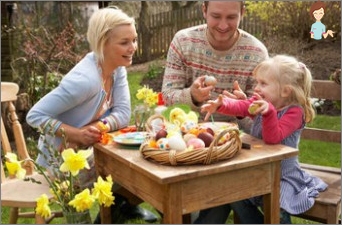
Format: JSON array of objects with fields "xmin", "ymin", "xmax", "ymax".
[{"xmin": 1, "ymin": 71, "xmax": 340, "ymax": 224}]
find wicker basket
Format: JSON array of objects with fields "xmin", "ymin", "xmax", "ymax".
[{"xmin": 140, "ymin": 115, "xmax": 242, "ymax": 166}]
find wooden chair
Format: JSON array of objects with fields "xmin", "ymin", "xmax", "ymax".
[
  {"xmin": 1, "ymin": 82, "xmax": 63, "ymax": 223},
  {"xmin": 295, "ymin": 79, "xmax": 341, "ymax": 224}
]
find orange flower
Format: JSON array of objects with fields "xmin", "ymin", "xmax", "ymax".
[
  {"xmin": 100, "ymin": 133, "xmax": 112, "ymax": 145},
  {"xmin": 148, "ymin": 140, "xmax": 158, "ymax": 148}
]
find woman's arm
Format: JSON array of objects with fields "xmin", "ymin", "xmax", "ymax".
[{"xmin": 26, "ymin": 69, "xmax": 102, "ymax": 147}]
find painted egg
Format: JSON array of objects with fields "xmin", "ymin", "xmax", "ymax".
[
  {"xmin": 218, "ymin": 133, "xmax": 231, "ymax": 145},
  {"xmin": 181, "ymin": 121, "xmax": 198, "ymax": 133},
  {"xmin": 183, "ymin": 133, "xmax": 197, "ymax": 143},
  {"xmin": 197, "ymin": 132, "xmax": 214, "ymax": 147},
  {"xmin": 156, "ymin": 138, "xmax": 170, "ymax": 150},
  {"xmin": 168, "ymin": 135, "xmax": 187, "ymax": 151},
  {"xmin": 155, "ymin": 129, "xmax": 168, "ymax": 141},
  {"xmin": 187, "ymin": 138, "xmax": 205, "ymax": 150},
  {"xmin": 204, "ymin": 75, "xmax": 217, "ymax": 87},
  {"xmin": 248, "ymin": 103, "xmax": 261, "ymax": 115},
  {"xmin": 150, "ymin": 117, "xmax": 165, "ymax": 133}
]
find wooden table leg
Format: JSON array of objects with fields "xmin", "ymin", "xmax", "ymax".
[
  {"xmin": 263, "ymin": 162, "xmax": 281, "ymax": 224},
  {"xmin": 162, "ymin": 184, "xmax": 183, "ymax": 224}
]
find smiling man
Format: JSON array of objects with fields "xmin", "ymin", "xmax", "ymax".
[{"xmin": 162, "ymin": 1, "xmax": 269, "ymax": 135}]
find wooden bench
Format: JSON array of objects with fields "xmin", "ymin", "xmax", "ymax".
[{"xmin": 294, "ymin": 79, "xmax": 341, "ymax": 224}]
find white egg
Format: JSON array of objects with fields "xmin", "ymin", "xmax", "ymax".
[
  {"xmin": 168, "ymin": 135, "xmax": 187, "ymax": 151},
  {"xmin": 157, "ymin": 138, "xmax": 170, "ymax": 150}
]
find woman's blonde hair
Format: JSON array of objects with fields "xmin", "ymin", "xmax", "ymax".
[
  {"xmin": 253, "ymin": 55, "xmax": 315, "ymax": 123},
  {"xmin": 87, "ymin": 6, "xmax": 135, "ymax": 63}
]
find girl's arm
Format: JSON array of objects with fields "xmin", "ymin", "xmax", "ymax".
[
  {"xmin": 262, "ymin": 104, "xmax": 304, "ymax": 144},
  {"xmin": 217, "ymin": 95, "xmax": 257, "ymax": 117},
  {"xmin": 201, "ymin": 95, "xmax": 259, "ymax": 121}
]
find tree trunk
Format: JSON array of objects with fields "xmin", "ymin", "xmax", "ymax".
[{"xmin": 139, "ymin": 1, "xmax": 151, "ymax": 61}]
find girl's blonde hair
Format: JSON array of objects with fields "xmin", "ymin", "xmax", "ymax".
[
  {"xmin": 87, "ymin": 6, "xmax": 135, "ymax": 63},
  {"xmin": 253, "ymin": 55, "xmax": 315, "ymax": 123}
]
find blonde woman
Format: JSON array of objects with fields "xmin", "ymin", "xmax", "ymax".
[{"xmin": 26, "ymin": 6, "xmax": 157, "ymax": 223}]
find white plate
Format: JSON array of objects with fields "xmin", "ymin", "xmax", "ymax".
[{"xmin": 113, "ymin": 132, "xmax": 148, "ymax": 146}]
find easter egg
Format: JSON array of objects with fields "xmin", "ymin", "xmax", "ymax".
[
  {"xmin": 187, "ymin": 138, "xmax": 205, "ymax": 149},
  {"xmin": 204, "ymin": 75, "xmax": 217, "ymax": 87},
  {"xmin": 168, "ymin": 135, "xmax": 187, "ymax": 151},
  {"xmin": 218, "ymin": 133, "xmax": 231, "ymax": 146},
  {"xmin": 155, "ymin": 129, "xmax": 168, "ymax": 141},
  {"xmin": 197, "ymin": 132, "xmax": 214, "ymax": 147},
  {"xmin": 183, "ymin": 133, "xmax": 197, "ymax": 143},
  {"xmin": 206, "ymin": 127, "xmax": 215, "ymax": 136},
  {"xmin": 181, "ymin": 121, "xmax": 198, "ymax": 133},
  {"xmin": 248, "ymin": 103, "xmax": 261, "ymax": 115},
  {"xmin": 150, "ymin": 117, "xmax": 165, "ymax": 133},
  {"xmin": 156, "ymin": 138, "xmax": 170, "ymax": 150}
]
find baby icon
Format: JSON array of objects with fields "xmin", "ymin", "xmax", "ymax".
[{"xmin": 310, "ymin": 1, "xmax": 335, "ymax": 40}]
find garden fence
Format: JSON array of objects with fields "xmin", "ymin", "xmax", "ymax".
[{"xmin": 133, "ymin": 7, "xmax": 264, "ymax": 64}]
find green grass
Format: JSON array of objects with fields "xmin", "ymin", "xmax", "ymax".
[
  {"xmin": 2, "ymin": 71, "xmax": 340, "ymax": 224},
  {"xmin": 299, "ymin": 115, "xmax": 341, "ymax": 168},
  {"xmin": 128, "ymin": 71, "xmax": 146, "ymax": 125}
]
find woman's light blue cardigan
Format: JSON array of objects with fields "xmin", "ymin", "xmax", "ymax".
[{"xmin": 26, "ymin": 52, "xmax": 131, "ymax": 168}]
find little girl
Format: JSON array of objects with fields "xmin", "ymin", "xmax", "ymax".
[{"xmin": 197, "ymin": 55, "xmax": 328, "ymax": 224}]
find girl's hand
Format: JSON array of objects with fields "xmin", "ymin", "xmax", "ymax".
[
  {"xmin": 249, "ymin": 93, "xmax": 269, "ymax": 115},
  {"xmin": 222, "ymin": 81, "xmax": 247, "ymax": 100},
  {"xmin": 201, "ymin": 94, "xmax": 224, "ymax": 121}
]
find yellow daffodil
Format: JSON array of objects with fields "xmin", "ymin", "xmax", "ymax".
[
  {"xmin": 50, "ymin": 180, "xmax": 70, "ymax": 199},
  {"xmin": 92, "ymin": 175, "xmax": 115, "ymax": 207},
  {"xmin": 36, "ymin": 194, "xmax": 52, "ymax": 219},
  {"xmin": 5, "ymin": 139, "xmax": 114, "ymax": 216},
  {"xmin": 59, "ymin": 148, "xmax": 92, "ymax": 176},
  {"xmin": 136, "ymin": 86, "xmax": 158, "ymax": 107},
  {"xmin": 169, "ymin": 108, "xmax": 186, "ymax": 126},
  {"xmin": 4, "ymin": 152, "xmax": 26, "ymax": 179},
  {"xmin": 187, "ymin": 111, "xmax": 199, "ymax": 123},
  {"xmin": 68, "ymin": 189, "xmax": 95, "ymax": 212},
  {"xmin": 145, "ymin": 92, "xmax": 158, "ymax": 107}
]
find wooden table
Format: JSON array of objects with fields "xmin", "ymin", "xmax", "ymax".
[{"xmin": 94, "ymin": 133, "xmax": 298, "ymax": 224}]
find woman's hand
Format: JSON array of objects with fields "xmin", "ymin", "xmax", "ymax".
[
  {"xmin": 78, "ymin": 125, "xmax": 102, "ymax": 147},
  {"xmin": 201, "ymin": 94, "xmax": 224, "ymax": 121},
  {"xmin": 59, "ymin": 123, "xmax": 102, "ymax": 148}
]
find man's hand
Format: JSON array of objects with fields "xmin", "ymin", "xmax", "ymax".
[
  {"xmin": 190, "ymin": 76, "xmax": 214, "ymax": 104},
  {"xmin": 222, "ymin": 81, "xmax": 247, "ymax": 100}
]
